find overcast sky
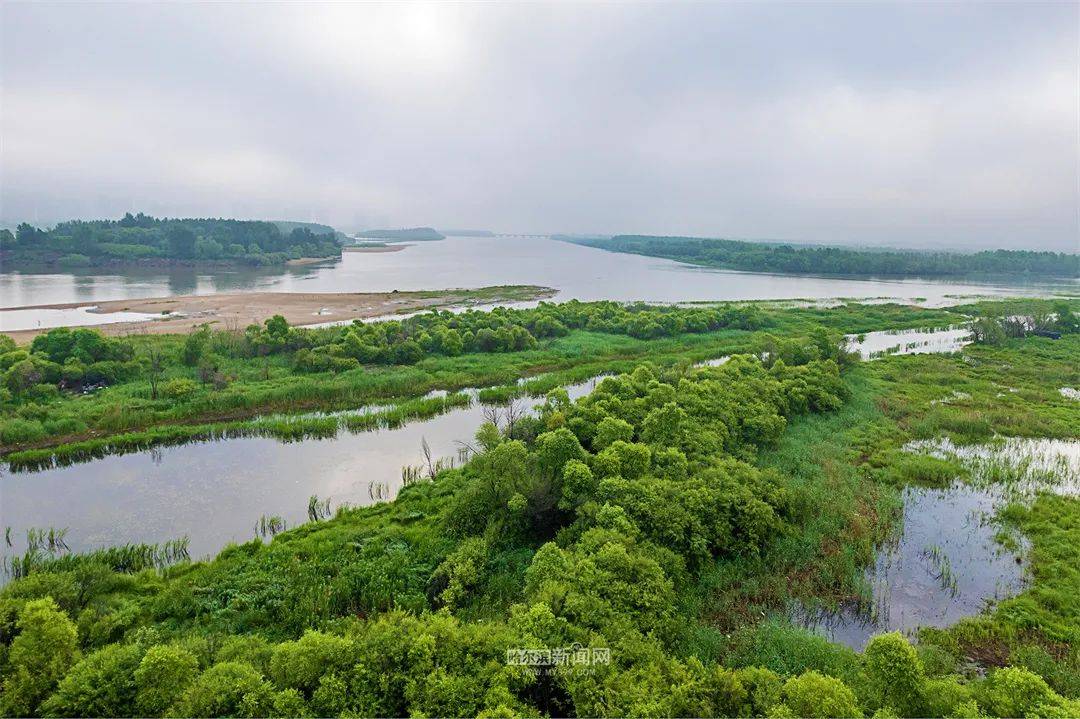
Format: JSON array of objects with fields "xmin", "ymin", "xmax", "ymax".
[{"xmin": 1, "ymin": 2, "xmax": 1077, "ymax": 250}]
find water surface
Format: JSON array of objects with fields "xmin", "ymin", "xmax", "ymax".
[
  {"xmin": 4, "ymin": 237, "xmax": 1073, "ymax": 328},
  {"xmin": 1, "ymin": 377, "xmax": 601, "ymax": 561},
  {"xmin": 796, "ymin": 436, "xmax": 1079, "ymax": 648}
]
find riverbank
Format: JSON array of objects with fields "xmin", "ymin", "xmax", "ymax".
[{"xmin": 0, "ymin": 285, "xmax": 556, "ymax": 341}]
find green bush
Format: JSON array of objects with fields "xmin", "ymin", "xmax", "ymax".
[
  {"xmin": 781, "ymin": 670, "xmax": 863, "ymax": 718},
  {"xmin": 167, "ymin": 661, "xmax": 274, "ymax": 717},
  {"xmin": 1, "ymin": 417, "xmax": 47, "ymax": 445},
  {"xmin": 0, "ymin": 598, "xmax": 80, "ymax": 717},
  {"xmin": 863, "ymin": 632, "xmax": 926, "ymax": 716},
  {"xmin": 134, "ymin": 644, "xmax": 200, "ymax": 716},
  {"xmin": 162, "ymin": 377, "xmax": 199, "ymax": 401},
  {"xmin": 40, "ymin": 643, "xmax": 144, "ymax": 717}
]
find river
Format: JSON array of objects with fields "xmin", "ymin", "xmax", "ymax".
[{"xmin": 2, "ymin": 237, "xmax": 1075, "ymax": 331}]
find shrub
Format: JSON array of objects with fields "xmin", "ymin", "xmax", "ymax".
[
  {"xmin": 268, "ymin": 631, "xmax": 353, "ymax": 695},
  {"xmin": 0, "ymin": 417, "xmax": 47, "ymax": 445},
  {"xmin": 978, "ymin": 666, "xmax": 1066, "ymax": 718},
  {"xmin": 167, "ymin": 661, "xmax": 274, "ymax": 717},
  {"xmin": 781, "ymin": 670, "xmax": 863, "ymax": 718},
  {"xmin": 40, "ymin": 643, "xmax": 144, "ymax": 717},
  {"xmin": 135, "ymin": 644, "xmax": 200, "ymax": 716},
  {"xmin": 57, "ymin": 253, "xmax": 91, "ymax": 267},
  {"xmin": 162, "ymin": 377, "xmax": 199, "ymax": 401},
  {"xmin": 863, "ymin": 632, "xmax": 926, "ymax": 716},
  {"xmin": 0, "ymin": 598, "xmax": 80, "ymax": 717}
]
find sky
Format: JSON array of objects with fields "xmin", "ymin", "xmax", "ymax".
[{"xmin": 1, "ymin": 2, "xmax": 1077, "ymax": 251}]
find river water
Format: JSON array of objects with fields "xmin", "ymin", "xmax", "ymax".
[
  {"xmin": 1, "ymin": 377, "xmax": 602, "ymax": 560},
  {"xmin": 2, "ymin": 236, "xmax": 1075, "ymax": 331}
]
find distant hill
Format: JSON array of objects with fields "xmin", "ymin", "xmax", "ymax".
[
  {"xmin": 439, "ymin": 229, "xmax": 495, "ymax": 237},
  {"xmin": 356, "ymin": 227, "xmax": 445, "ymax": 242}
]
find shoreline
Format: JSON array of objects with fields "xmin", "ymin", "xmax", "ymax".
[{"xmin": 0, "ymin": 285, "xmax": 557, "ymax": 341}]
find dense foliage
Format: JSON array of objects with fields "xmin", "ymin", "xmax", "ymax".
[
  {"xmin": 0, "ymin": 300, "xmax": 1076, "ymax": 718},
  {"xmin": 0, "ymin": 213, "xmax": 342, "ymax": 268},
  {"xmin": 0, "ymin": 301, "xmax": 767, "ymax": 451},
  {"xmin": 2, "ymin": 324, "xmax": 1078, "ymax": 717},
  {"xmin": 571, "ymin": 235, "xmax": 1079, "ymax": 278}
]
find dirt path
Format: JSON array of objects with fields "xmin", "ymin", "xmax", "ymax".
[{"xmin": 1, "ymin": 285, "xmax": 555, "ymax": 341}]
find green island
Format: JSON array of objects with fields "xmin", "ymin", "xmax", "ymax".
[
  {"xmin": 0, "ymin": 214, "xmax": 343, "ymax": 269},
  {"xmin": 566, "ymin": 235, "xmax": 1080, "ymax": 278},
  {"xmin": 354, "ymin": 227, "xmax": 445, "ymax": 242},
  {"xmin": 0, "ymin": 297, "xmax": 1078, "ymax": 718}
]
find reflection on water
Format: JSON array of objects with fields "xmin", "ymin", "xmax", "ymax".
[
  {"xmin": 4, "ymin": 237, "xmax": 1073, "ymax": 317},
  {"xmin": 0, "ymin": 305, "xmax": 169, "ymax": 332},
  {"xmin": 905, "ymin": 437, "xmax": 1080, "ymax": 498},
  {"xmin": 846, "ymin": 325, "xmax": 973, "ymax": 360},
  {"xmin": 796, "ymin": 481, "xmax": 1026, "ymax": 650},
  {"xmin": 796, "ymin": 436, "xmax": 1079, "ymax": 648},
  {"xmin": 0, "ymin": 376, "xmax": 602, "ymax": 561}
]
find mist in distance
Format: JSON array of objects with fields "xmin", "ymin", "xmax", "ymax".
[{"xmin": 1, "ymin": 2, "xmax": 1077, "ymax": 251}]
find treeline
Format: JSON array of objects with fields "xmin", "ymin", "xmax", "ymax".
[
  {"xmin": 0, "ymin": 213, "xmax": 342, "ymax": 268},
  {"xmin": 2, "ymin": 352, "xmax": 1076, "ymax": 717},
  {"xmin": 286, "ymin": 301, "xmax": 767, "ymax": 372},
  {"xmin": 572, "ymin": 235, "xmax": 1080, "ymax": 278},
  {"xmin": 355, "ymin": 227, "xmax": 444, "ymax": 241}
]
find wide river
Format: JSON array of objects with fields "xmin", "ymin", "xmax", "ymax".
[{"xmin": 2, "ymin": 237, "xmax": 1075, "ymax": 324}]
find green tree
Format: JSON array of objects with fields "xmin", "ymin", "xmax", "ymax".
[
  {"xmin": 134, "ymin": 644, "xmax": 200, "ymax": 716},
  {"xmin": 781, "ymin": 670, "xmax": 863, "ymax": 718},
  {"xmin": 0, "ymin": 598, "xmax": 81, "ymax": 717},
  {"xmin": 863, "ymin": 632, "xmax": 926, "ymax": 717},
  {"xmin": 165, "ymin": 225, "xmax": 196, "ymax": 259}
]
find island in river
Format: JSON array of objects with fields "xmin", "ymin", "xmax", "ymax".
[
  {"xmin": 355, "ymin": 226, "xmax": 445, "ymax": 241},
  {"xmin": 0, "ymin": 213, "xmax": 344, "ymax": 270}
]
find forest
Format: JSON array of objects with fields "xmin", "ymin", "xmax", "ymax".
[
  {"xmin": 0, "ymin": 213, "xmax": 343, "ymax": 269},
  {"xmin": 569, "ymin": 235, "xmax": 1080, "ymax": 278},
  {"xmin": 0, "ymin": 297, "xmax": 1077, "ymax": 717}
]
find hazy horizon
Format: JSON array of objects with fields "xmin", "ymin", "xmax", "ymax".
[{"xmin": 2, "ymin": 2, "xmax": 1077, "ymax": 251}]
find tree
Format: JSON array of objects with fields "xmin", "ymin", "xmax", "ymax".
[
  {"xmin": 165, "ymin": 225, "xmax": 196, "ymax": 258},
  {"xmin": 863, "ymin": 632, "xmax": 926, "ymax": 717},
  {"xmin": 780, "ymin": 671, "xmax": 863, "ymax": 718},
  {"xmin": 0, "ymin": 598, "xmax": 81, "ymax": 717},
  {"xmin": 134, "ymin": 644, "xmax": 200, "ymax": 716},
  {"xmin": 145, "ymin": 346, "xmax": 165, "ymax": 400}
]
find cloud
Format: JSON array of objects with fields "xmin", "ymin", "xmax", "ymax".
[{"xmin": 1, "ymin": 1, "xmax": 1076, "ymax": 250}]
